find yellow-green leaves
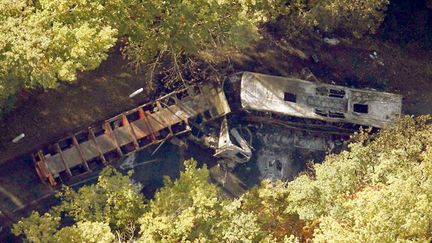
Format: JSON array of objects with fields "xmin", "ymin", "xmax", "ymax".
[
  {"xmin": 286, "ymin": 116, "xmax": 432, "ymax": 242},
  {"xmin": 58, "ymin": 167, "xmax": 146, "ymax": 233},
  {"xmin": 55, "ymin": 222, "xmax": 115, "ymax": 243},
  {"xmin": 12, "ymin": 212, "xmax": 60, "ymax": 243},
  {"xmin": 126, "ymin": 0, "xmax": 260, "ymax": 66},
  {"xmin": 0, "ymin": 0, "xmax": 260, "ymax": 111},
  {"xmin": 138, "ymin": 159, "xmax": 220, "ymax": 241},
  {"xmin": 0, "ymin": 0, "xmax": 118, "ymax": 110},
  {"xmin": 247, "ymin": 0, "xmax": 389, "ymax": 39}
]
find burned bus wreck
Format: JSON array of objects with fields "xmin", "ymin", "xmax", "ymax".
[
  {"xmin": 30, "ymin": 71, "xmax": 403, "ymax": 186},
  {"xmin": 220, "ymin": 71, "xmax": 403, "ymax": 181},
  {"xmin": 235, "ymin": 72, "xmax": 402, "ymax": 128}
]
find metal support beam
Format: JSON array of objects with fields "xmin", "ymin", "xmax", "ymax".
[
  {"xmin": 89, "ymin": 128, "xmax": 107, "ymax": 165},
  {"xmin": 104, "ymin": 122, "xmax": 123, "ymax": 157},
  {"xmin": 37, "ymin": 150, "xmax": 56, "ymax": 186},
  {"xmin": 55, "ymin": 143, "xmax": 72, "ymax": 177},
  {"xmin": 71, "ymin": 135, "xmax": 91, "ymax": 171},
  {"xmin": 122, "ymin": 115, "xmax": 139, "ymax": 149},
  {"xmin": 138, "ymin": 107, "xmax": 156, "ymax": 141}
]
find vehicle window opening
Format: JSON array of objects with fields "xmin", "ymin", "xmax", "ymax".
[
  {"xmin": 353, "ymin": 103, "xmax": 369, "ymax": 113},
  {"xmin": 315, "ymin": 109, "xmax": 328, "ymax": 117},
  {"xmin": 276, "ymin": 160, "xmax": 282, "ymax": 171},
  {"xmin": 236, "ymin": 152, "xmax": 247, "ymax": 160},
  {"xmin": 329, "ymin": 89, "xmax": 345, "ymax": 98},
  {"xmin": 284, "ymin": 92, "xmax": 297, "ymax": 102},
  {"xmin": 329, "ymin": 111, "xmax": 345, "ymax": 118}
]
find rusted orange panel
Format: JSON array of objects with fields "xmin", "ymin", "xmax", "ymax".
[
  {"xmin": 122, "ymin": 115, "xmax": 139, "ymax": 149},
  {"xmin": 37, "ymin": 151, "xmax": 56, "ymax": 186}
]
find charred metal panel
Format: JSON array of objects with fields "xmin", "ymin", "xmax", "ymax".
[{"xmin": 240, "ymin": 72, "xmax": 402, "ymax": 128}]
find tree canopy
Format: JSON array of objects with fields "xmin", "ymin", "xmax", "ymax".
[
  {"xmin": 251, "ymin": 0, "xmax": 389, "ymax": 37},
  {"xmin": 0, "ymin": 0, "xmax": 259, "ymax": 111},
  {"xmin": 286, "ymin": 115, "xmax": 432, "ymax": 242}
]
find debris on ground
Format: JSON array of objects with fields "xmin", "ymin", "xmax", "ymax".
[
  {"xmin": 323, "ymin": 37, "xmax": 340, "ymax": 46},
  {"xmin": 12, "ymin": 134, "xmax": 25, "ymax": 143}
]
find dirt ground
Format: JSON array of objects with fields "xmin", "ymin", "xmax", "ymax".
[{"xmin": 0, "ymin": 49, "xmax": 152, "ymax": 164}]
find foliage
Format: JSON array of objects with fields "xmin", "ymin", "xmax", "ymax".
[
  {"xmin": 13, "ymin": 167, "xmax": 145, "ymax": 242},
  {"xmin": 12, "ymin": 212, "xmax": 60, "ymax": 243},
  {"xmin": 136, "ymin": 160, "xmax": 307, "ymax": 242},
  {"xmin": 55, "ymin": 221, "xmax": 115, "ymax": 243},
  {"xmin": 126, "ymin": 0, "xmax": 259, "ymax": 65},
  {"xmin": 286, "ymin": 116, "xmax": 432, "ymax": 242},
  {"xmin": 13, "ymin": 215, "xmax": 115, "ymax": 243},
  {"xmin": 138, "ymin": 159, "xmax": 262, "ymax": 242},
  {"xmin": 246, "ymin": 0, "xmax": 390, "ymax": 38},
  {"xmin": 0, "ymin": 0, "xmax": 118, "ymax": 109},
  {"xmin": 0, "ymin": 0, "xmax": 259, "ymax": 110},
  {"xmin": 240, "ymin": 180, "xmax": 310, "ymax": 241},
  {"xmin": 57, "ymin": 168, "xmax": 146, "ymax": 234},
  {"xmin": 138, "ymin": 159, "xmax": 220, "ymax": 241}
]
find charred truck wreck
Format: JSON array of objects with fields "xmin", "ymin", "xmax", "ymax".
[{"xmin": 30, "ymin": 72, "xmax": 402, "ymax": 186}]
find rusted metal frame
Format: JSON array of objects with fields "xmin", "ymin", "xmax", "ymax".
[
  {"xmin": 106, "ymin": 107, "xmax": 137, "ymax": 123},
  {"xmin": 155, "ymin": 86, "xmax": 190, "ymax": 103},
  {"xmin": 32, "ymin": 154, "xmax": 49, "ymax": 186},
  {"xmin": 37, "ymin": 150, "xmax": 56, "ymax": 186},
  {"xmin": 55, "ymin": 143, "xmax": 72, "ymax": 177},
  {"xmin": 122, "ymin": 114, "xmax": 139, "ymax": 149},
  {"xmin": 105, "ymin": 86, "xmax": 190, "ymax": 123},
  {"xmin": 145, "ymin": 113, "xmax": 173, "ymax": 142},
  {"xmin": 172, "ymin": 128, "xmax": 191, "ymax": 137},
  {"xmin": 103, "ymin": 122, "xmax": 123, "ymax": 157},
  {"xmin": 88, "ymin": 128, "xmax": 107, "ymax": 165},
  {"xmin": 138, "ymin": 107, "xmax": 157, "ymax": 142},
  {"xmin": 71, "ymin": 135, "xmax": 91, "ymax": 172}
]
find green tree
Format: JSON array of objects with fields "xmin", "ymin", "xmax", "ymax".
[
  {"xmin": 0, "ymin": 0, "xmax": 117, "ymax": 111},
  {"xmin": 0, "ymin": 0, "xmax": 260, "ymax": 111},
  {"xmin": 286, "ymin": 116, "xmax": 432, "ymax": 242},
  {"xmin": 55, "ymin": 221, "xmax": 115, "ymax": 243},
  {"xmin": 57, "ymin": 168, "xmax": 146, "ymax": 235},
  {"xmin": 12, "ymin": 212, "xmax": 60, "ymax": 243},
  {"xmin": 138, "ymin": 159, "xmax": 262, "ymax": 242},
  {"xmin": 13, "ymin": 167, "xmax": 145, "ymax": 242},
  {"xmin": 240, "ymin": 180, "xmax": 310, "ymax": 241},
  {"xmin": 247, "ymin": 0, "xmax": 389, "ymax": 38}
]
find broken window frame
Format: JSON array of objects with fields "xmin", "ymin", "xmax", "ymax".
[
  {"xmin": 329, "ymin": 89, "xmax": 346, "ymax": 99},
  {"xmin": 315, "ymin": 109, "xmax": 328, "ymax": 117},
  {"xmin": 329, "ymin": 111, "xmax": 345, "ymax": 118},
  {"xmin": 353, "ymin": 103, "xmax": 369, "ymax": 114},
  {"xmin": 284, "ymin": 92, "xmax": 297, "ymax": 103}
]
